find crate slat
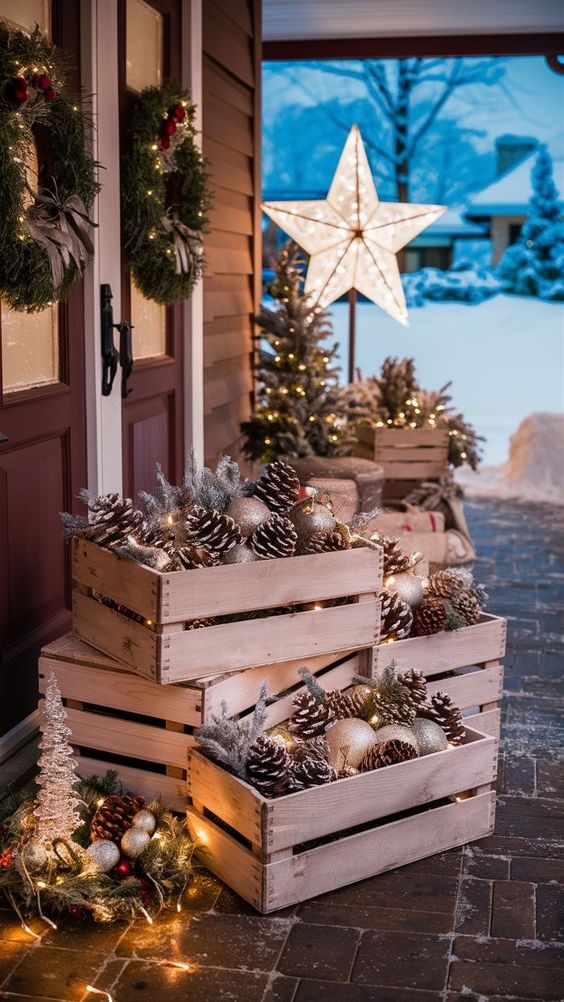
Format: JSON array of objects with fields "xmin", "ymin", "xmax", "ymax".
[
  {"xmin": 59, "ymin": 704, "xmax": 194, "ymax": 770},
  {"xmin": 72, "ymin": 540, "xmax": 158, "ymax": 620},
  {"xmin": 464, "ymin": 708, "xmax": 501, "ymax": 737},
  {"xmin": 378, "ymin": 461, "xmax": 447, "ymax": 480},
  {"xmin": 372, "ymin": 614, "xmax": 506, "ymax": 676},
  {"xmin": 187, "ymin": 751, "xmax": 264, "ymax": 848},
  {"xmin": 376, "ymin": 446, "xmax": 448, "ymax": 462},
  {"xmin": 75, "ymin": 756, "xmax": 187, "ymax": 812},
  {"xmin": 73, "ymin": 589, "xmax": 159, "ymax": 680},
  {"xmin": 426, "ymin": 664, "xmax": 504, "ymax": 711},
  {"xmin": 374, "ymin": 428, "xmax": 449, "ymax": 447}
]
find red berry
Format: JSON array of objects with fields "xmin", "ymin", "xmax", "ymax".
[
  {"xmin": 172, "ymin": 103, "xmax": 185, "ymax": 122},
  {"xmin": 160, "ymin": 136, "xmax": 170, "ymax": 150},
  {"xmin": 44, "ymin": 88, "xmax": 56, "ymax": 103},
  {"xmin": 113, "ymin": 858, "xmax": 133, "ymax": 880},
  {"xmin": 36, "ymin": 73, "xmax": 51, "ymax": 91}
]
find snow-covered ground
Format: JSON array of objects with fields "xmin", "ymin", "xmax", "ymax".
[{"xmin": 328, "ymin": 294, "xmax": 564, "ymax": 466}]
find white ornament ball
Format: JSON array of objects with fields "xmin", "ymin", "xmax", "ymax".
[
  {"xmin": 227, "ymin": 497, "xmax": 271, "ymax": 537},
  {"xmin": 22, "ymin": 841, "xmax": 48, "ymax": 871},
  {"xmin": 121, "ymin": 827, "xmax": 151, "ymax": 859},
  {"xmin": 386, "ymin": 571, "xmax": 424, "ymax": 608},
  {"xmin": 131, "ymin": 809, "xmax": 156, "ymax": 835},
  {"xmin": 86, "ymin": 839, "xmax": 121, "ymax": 873},
  {"xmin": 220, "ymin": 542, "xmax": 261, "ymax": 564},
  {"xmin": 411, "ymin": 717, "xmax": 448, "ymax": 756},
  {"xmin": 372, "ymin": 723, "xmax": 419, "ymax": 754},
  {"xmin": 325, "ymin": 717, "xmax": 377, "ymax": 771}
]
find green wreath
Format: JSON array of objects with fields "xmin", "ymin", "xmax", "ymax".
[
  {"xmin": 0, "ymin": 24, "xmax": 99, "ymax": 313},
  {"xmin": 121, "ymin": 81, "xmax": 211, "ymax": 305}
]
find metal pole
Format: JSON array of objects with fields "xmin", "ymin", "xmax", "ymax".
[{"xmin": 348, "ymin": 288, "xmax": 357, "ymax": 383}]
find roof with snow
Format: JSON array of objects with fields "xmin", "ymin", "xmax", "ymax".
[{"xmin": 466, "ymin": 153, "xmax": 564, "ymax": 218}]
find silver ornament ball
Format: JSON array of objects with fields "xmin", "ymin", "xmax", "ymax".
[
  {"xmin": 372, "ymin": 723, "xmax": 420, "ymax": 754},
  {"xmin": 385, "ymin": 571, "xmax": 424, "ymax": 608},
  {"xmin": 131, "ymin": 809, "xmax": 156, "ymax": 835},
  {"xmin": 411, "ymin": 717, "xmax": 448, "ymax": 756},
  {"xmin": 22, "ymin": 841, "xmax": 48, "ymax": 871},
  {"xmin": 86, "ymin": 839, "xmax": 121, "ymax": 873},
  {"xmin": 325, "ymin": 717, "xmax": 377, "ymax": 771},
  {"xmin": 289, "ymin": 502, "xmax": 336, "ymax": 543},
  {"xmin": 120, "ymin": 826, "xmax": 151, "ymax": 859},
  {"xmin": 220, "ymin": 542, "xmax": 261, "ymax": 564},
  {"xmin": 227, "ymin": 497, "xmax": 271, "ymax": 537}
]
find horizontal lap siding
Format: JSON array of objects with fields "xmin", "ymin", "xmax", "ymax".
[{"xmin": 202, "ymin": 0, "xmax": 259, "ymax": 467}]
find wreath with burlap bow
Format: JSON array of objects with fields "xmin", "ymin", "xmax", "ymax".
[
  {"xmin": 0, "ymin": 24, "xmax": 99, "ymax": 312},
  {"xmin": 121, "ymin": 82, "xmax": 211, "ymax": 305}
]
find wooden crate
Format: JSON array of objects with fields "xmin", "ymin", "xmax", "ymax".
[
  {"xmin": 354, "ymin": 426, "xmax": 449, "ymax": 501},
  {"xmin": 372, "ymin": 613, "xmax": 506, "ymax": 736},
  {"xmin": 38, "ymin": 634, "xmax": 368, "ymax": 811},
  {"xmin": 187, "ymin": 725, "xmax": 497, "ymax": 913},
  {"xmin": 71, "ymin": 538, "xmax": 382, "ymax": 683}
]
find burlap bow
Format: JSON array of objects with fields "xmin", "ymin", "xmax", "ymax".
[
  {"xmin": 24, "ymin": 184, "xmax": 96, "ymax": 288},
  {"xmin": 161, "ymin": 209, "xmax": 202, "ymax": 276}
]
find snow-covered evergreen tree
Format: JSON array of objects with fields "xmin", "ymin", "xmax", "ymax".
[
  {"xmin": 498, "ymin": 147, "xmax": 564, "ymax": 301},
  {"xmin": 34, "ymin": 673, "xmax": 82, "ymax": 845}
]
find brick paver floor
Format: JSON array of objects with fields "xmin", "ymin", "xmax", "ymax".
[{"xmin": 1, "ymin": 498, "xmax": 563, "ymax": 1002}]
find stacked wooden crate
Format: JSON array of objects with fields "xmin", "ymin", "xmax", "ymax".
[{"xmin": 354, "ymin": 425, "xmax": 449, "ymax": 503}]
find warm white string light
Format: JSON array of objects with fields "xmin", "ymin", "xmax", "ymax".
[
  {"xmin": 263, "ymin": 124, "xmax": 445, "ymax": 324},
  {"xmin": 86, "ymin": 987, "xmax": 113, "ymax": 1001}
]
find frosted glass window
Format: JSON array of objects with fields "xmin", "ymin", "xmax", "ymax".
[
  {"xmin": 131, "ymin": 280, "xmax": 166, "ymax": 359},
  {"xmin": 126, "ymin": 0, "xmax": 163, "ymax": 93},
  {"xmin": 0, "ymin": 0, "xmax": 49, "ymax": 34},
  {"xmin": 1, "ymin": 304, "xmax": 59, "ymax": 393}
]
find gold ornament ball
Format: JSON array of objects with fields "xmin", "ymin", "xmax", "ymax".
[
  {"xmin": 131, "ymin": 809, "xmax": 156, "ymax": 835},
  {"xmin": 372, "ymin": 723, "xmax": 419, "ymax": 754},
  {"xmin": 121, "ymin": 827, "xmax": 151, "ymax": 859},
  {"xmin": 289, "ymin": 502, "xmax": 336, "ymax": 543},
  {"xmin": 325, "ymin": 717, "xmax": 377, "ymax": 771},
  {"xmin": 22, "ymin": 841, "xmax": 48, "ymax": 871},
  {"xmin": 220, "ymin": 542, "xmax": 261, "ymax": 564},
  {"xmin": 339, "ymin": 765, "xmax": 360, "ymax": 778},
  {"xmin": 386, "ymin": 571, "xmax": 424, "ymax": 608},
  {"xmin": 411, "ymin": 717, "xmax": 448, "ymax": 756},
  {"xmin": 86, "ymin": 839, "xmax": 121, "ymax": 873},
  {"xmin": 227, "ymin": 497, "xmax": 271, "ymax": 537},
  {"xmin": 267, "ymin": 725, "xmax": 297, "ymax": 751}
]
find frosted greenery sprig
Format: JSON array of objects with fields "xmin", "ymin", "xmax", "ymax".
[{"xmin": 196, "ymin": 683, "xmax": 269, "ymax": 778}]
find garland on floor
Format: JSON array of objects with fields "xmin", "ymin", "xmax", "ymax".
[
  {"xmin": 0, "ymin": 24, "xmax": 98, "ymax": 311},
  {"xmin": 121, "ymin": 81, "xmax": 211, "ymax": 305}
]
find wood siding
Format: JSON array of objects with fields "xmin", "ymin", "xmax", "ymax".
[{"xmin": 202, "ymin": 0, "xmax": 261, "ymax": 466}]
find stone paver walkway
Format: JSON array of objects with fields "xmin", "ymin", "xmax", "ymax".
[{"xmin": 1, "ymin": 498, "xmax": 563, "ymax": 1002}]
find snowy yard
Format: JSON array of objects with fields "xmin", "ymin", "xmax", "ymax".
[{"xmin": 328, "ymin": 294, "xmax": 564, "ymax": 466}]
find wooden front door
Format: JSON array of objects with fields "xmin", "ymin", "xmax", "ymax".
[
  {"xmin": 118, "ymin": 0, "xmax": 185, "ymax": 498},
  {"xmin": 0, "ymin": 3, "xmax": 87, "ymax": 736}
]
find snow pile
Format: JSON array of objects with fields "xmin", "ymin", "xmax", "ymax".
[
  {"xmin": 403, "ymin": 263, "xmax": 501, "ymax": 307},
  {"xmin": 457, "ymin": 413, "xmax": 564, "ymax": 505}
]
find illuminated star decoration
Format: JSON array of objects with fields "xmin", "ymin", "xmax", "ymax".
[{"xmin": 262, "ymin": 124, "xmax": 446, "ymax": 325}]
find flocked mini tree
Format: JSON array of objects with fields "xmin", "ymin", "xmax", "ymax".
[
  {"xmin": 498, "ymin": 146, "xmax": 564, "ymax": 301},
  {"xmin": 33, "ymin": 673, "xmax": 82, "ymax": 846},
  {"xmin": 241, "ymin": 242, "xmax": 349, "ymax": 463}
]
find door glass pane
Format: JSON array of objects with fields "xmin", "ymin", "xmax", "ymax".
[
  {"xmin": 0, "ymin": 0, "xmax": 49, "ymax": 34},
  {"xmin": 126, "ymin": 0, "xmax": 163, "ymax": 94},
  {"xmin": 1, "ymin": 304, "xmax": 59, "ymax": 392},
  {"xmin": 131, "ymin": 280, "xmax": 166, "ymax": 359}
]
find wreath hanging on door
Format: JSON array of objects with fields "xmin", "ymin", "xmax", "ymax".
[
  {"xmin": 0, "ymin": 24, "xmax": 99, "ymax": 313},
  {"xmin": 121, "ymin": 82, "xmax": 211, "ymax": 305}
]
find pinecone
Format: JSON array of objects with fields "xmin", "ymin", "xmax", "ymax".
[
  {"xmin": 254, "ymin": 460, "xmax": 300, "ymax": 514},
  {"xmin": 397, "ymin": 668, "xmax": 428, "ymax": 707},
  {"xmin": 449, "ymin": 588, "xmax": 483, "ymax": 626},
  {"xmin": 359, "ymin": 738, "xmax": 418, "ymax": 772},
  {"xmin": 303, "ymin": 530, "xmax": 350, "ymax": 554},
  {"xmin": 184, "ymin": 505, "xmax": 242, "ymax": 556},
  {"xmin": 85, "ymin": 495, "xmax": 145, "ymax": 549},
  {"xmin": 249, "ymin": 514, "xmax": 297, "ymax": 559},
  {"xmin": 176, "ymin": 545, "xmax": 219, "ymax": 570},
  {"xmin": 246, "ymin": 736, "xmax": 291, "ymax": 797},
  {"xmin": 412, "ymin": 596, "xmax": 448, "ymax": 637},
  {"xmin": 291, "ymin": 734, "xmax": 329, "ymax": 764},
  {"xmin": 324, "ymin": 687, "xmax": 369, "ymax": 721},
  {"xmin": 380, "ymin": 591, "xmax": 413, "ymax": 641},
  {"xmin": 366, "ymin": 666, "xmax": 418, "ymax": 727},
  {"xmin": 90, "ymin": 794, "xmax": 145, "ymax": 841},
  {"xmin": 426, "ymin": 568, "xmax": 472, "ymax": 600},
  {"xmin": 288, "ymin": 757, "xmax": 337, "ymax": 791},
  {"xmin": 373, "ymin": 533, "xmax": 415, "ymax": 575},
  {"xmin": 288, "ymin": 689, "xmax": 334, "ymax": 738},
  {"xmin": 139, "ymin": 523, "xmax": 175, "ymax": 556},
  {"xmin": 420, "ymin": 692, "xmax": 466, "ymax": 745}
]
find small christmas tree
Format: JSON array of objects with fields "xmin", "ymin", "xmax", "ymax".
[
  {"xmin": 241, "ymin": 242, "xmax": 349, "ymax": 462},
  {"xmin": 34, "ymin": 673, "xmax": 82, "ymax": 845},
  {"xmin": 498, "ymin": 146, "xmax": 564, "ymax": 301}
]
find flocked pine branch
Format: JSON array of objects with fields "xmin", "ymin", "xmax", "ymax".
[
  {"xmin": 296, "ymin": 667, "xmax": 326, "ymax": 704},
  {"xmin": 196, "ymin": 683, "xmax": 269, "ymax": 778}
]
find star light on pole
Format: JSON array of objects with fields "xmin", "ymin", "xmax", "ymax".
[{"xmin": 262, "ymin": 125, "xmax": 446, "ymax": 363}]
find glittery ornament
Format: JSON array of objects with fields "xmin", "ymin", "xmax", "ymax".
[
  {"xmin": 220, "ymin": 542, "xmax": 261, "ymax": 564},
  {"xmin": 21, "ymin": 841, "xmax": 48, "ymax": 871},
  {"xmin": 371, "ymin": 723, "xmax": 419, "ymax": 753},
  {"xmin": 113, "ymin": 858, "xmax": 134, "ymax": 880},
  {"xmin": 289, "ymin": 501, "xmax": 336, "ymax": 547},
  {"xmin": 385, "ymin": 571, "xmax": 424, "ymax": 608},
  {"xmin": 121, "ymin": 827, "xmax": 150, "ymax": 858},
  {"xmin": 86, "ymin": 839, "xmax": 121, "ymax": 873},
  {"xmin": 226, "ymin": 497, "xmax": 271, "ymax": 536},
  {"xmin": 325, "ymin": 718, "xmax": 377, "ymax": 771},
  {"xmin": 411, "ymin": 717, "xmax": 448, "ymax": 755},
  {"xmin": 131, "ymin": 809, "xmax": 156, "ymax": 835},
  {"xmin": 338, "ymin": 765, "xmax": 360, "ymax": 778}
]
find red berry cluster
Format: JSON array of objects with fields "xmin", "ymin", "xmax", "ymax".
[
  {"xmin": 5, "ymin": 71, "xmax": 56, "ymax": 107},
  {"xmin": 0, "ymin": 847, "xmax": 13, "ymax": 869},
  {"xmin": 112, "ymin": 856, "xmax": 153, "ymax": 907},
  {"xmin": 159, "ymin": 101, "xmax": 186, "ymax": 150}
]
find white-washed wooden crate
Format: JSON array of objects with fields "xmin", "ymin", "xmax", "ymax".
[
  {"xmin": 372, "ymin": 613, "xmax": 506, "ymax": 736},
  {"xmin": 71, "ymin": 538, "xmax": 382, "ymax": 683},
  {"xmin": 187, "ymin": 724, "xmax": 497, "ymax": 913},
  {"xmin": 38, "ymin": 634, "xmax": 368, "ymax": 811},
  {"xmin": 354, "ymin": 426, "xmax": 449, "ymax": 501}
]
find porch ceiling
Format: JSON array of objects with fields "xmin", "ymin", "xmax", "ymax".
[{"xmin": 262, "ymin": 0, "xmax": 563, "ymax": 41}]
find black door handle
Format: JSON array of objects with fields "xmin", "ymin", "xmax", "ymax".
[
  {"xmin": 116, "ymin": 322, "xmax": 134, "ymax": 398},
  {"xmin": 101, "ymin": 283, "xmax": 119, "ymax": 397}
]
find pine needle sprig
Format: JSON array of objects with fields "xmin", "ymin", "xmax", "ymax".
[{"xmin": 196, "ymin": 683, "xmax": 269, "ymax": 779}]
